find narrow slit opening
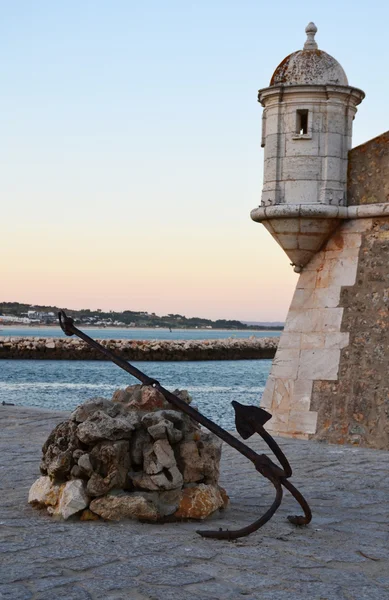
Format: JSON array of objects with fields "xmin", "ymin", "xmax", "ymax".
[{"xmin": 296, "ymin": 110, "xmax": 308, "ymax": 135}]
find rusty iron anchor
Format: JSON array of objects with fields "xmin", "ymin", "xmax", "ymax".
[{"xmin": 58, "ymin": 310, "xmax": 312, "ymax": 540}]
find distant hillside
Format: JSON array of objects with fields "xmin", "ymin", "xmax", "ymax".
[
  {"xmin": 0, "ymin": 302, "xmax": 284, "ymax": 330},
  {"xmin": 242, "ymin": 321, "xmax": 285, "ymax": 328}
]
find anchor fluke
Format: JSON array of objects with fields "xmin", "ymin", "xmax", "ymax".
[{"xmin": 232, "ymin": 400, "xmax": 272, "ymax": 439}]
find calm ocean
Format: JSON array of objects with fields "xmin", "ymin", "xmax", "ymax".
[{"xmin": 0, "ymin": 328, "xmax": 278, "ymax": 429}]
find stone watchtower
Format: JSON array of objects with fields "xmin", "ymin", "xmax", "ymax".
[
  {"xmin": 252, "ymin": 23, "xmax": 364, "ymax": 271},
  {"xmin": 252, "ymin": 24, "xmax": 389, "ymax": 449}
]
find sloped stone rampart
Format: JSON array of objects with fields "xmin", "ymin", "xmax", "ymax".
[
  {"xmin": 261, "ymin": 216, "xmax": 389, "ymax": 449},
  {"xmin": 0, "ymin": 336, "xmax": 277, "ymax": 360},
  {"xmin": 310, "ymin": 217, "xmax": 389, "ymax": 448}
]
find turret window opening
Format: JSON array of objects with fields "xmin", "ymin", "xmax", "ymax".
[{"xmin": 296, "ymin": 109, "xmax": 309, "ymax": 135}]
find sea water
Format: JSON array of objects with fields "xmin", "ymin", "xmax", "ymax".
[
  {"xmin": 0, "ymin": 326, "xmax": 280, "ymax": 341},
  {"xmin": 0, "ymin": 329, "xmax": 277, "ymax": 429}
]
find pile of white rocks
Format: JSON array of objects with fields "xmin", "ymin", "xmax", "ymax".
[{"xmin": 28, "ymin": 385, "xmax": 228, "ymax": 522}]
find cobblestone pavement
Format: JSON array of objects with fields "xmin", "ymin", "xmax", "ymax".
[{"xmin": 1, "ymin": 406, "xmax": 389, "ymax": 600}]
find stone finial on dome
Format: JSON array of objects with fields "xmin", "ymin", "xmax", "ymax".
[{"xmin": 304, "ymin": 22, "xmax": 318, "ymax": 50}]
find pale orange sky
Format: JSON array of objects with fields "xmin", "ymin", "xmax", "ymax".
[
  {"xmin": 2, "ymin": 220, "xmax": 297, "ymax": 321},
  {"xmin": 2, "ymin": 3, "xmax": 383, "ymax": 321}
]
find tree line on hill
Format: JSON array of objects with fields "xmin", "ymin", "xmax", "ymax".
[{"xmin": 0, "ymin": 302, "xmax": 283, "ymax": 330}]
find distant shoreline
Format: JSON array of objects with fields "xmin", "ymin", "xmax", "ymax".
[{"xmin": 0, "ymin": 325, "xmax": 283, "ymax": 332}]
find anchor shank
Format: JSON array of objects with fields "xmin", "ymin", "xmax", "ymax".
[{"xmin": 58, "ymin": 311, "xmax": 259, "ymax": 465}]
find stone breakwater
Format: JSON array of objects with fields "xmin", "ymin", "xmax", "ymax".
[{"xmin": 0, "ymin": 336, "xmax": 278, "ymax": 361}]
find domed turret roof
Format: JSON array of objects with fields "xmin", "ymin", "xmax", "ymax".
[{"xmin": 270, "ymin": 23, "xmax": 348, "ymax": 87}]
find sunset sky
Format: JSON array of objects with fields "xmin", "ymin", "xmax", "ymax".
[{"xmin": 1, "ymin": 1, "xmax": 387, "ymax": 321}]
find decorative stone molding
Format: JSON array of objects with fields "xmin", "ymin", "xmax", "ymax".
[{"xmin": 251, "ymin": 203, "xmax": 389, "ymax": 271}]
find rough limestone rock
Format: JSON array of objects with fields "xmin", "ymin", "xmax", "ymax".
[
  {"xmin": 177, "ymin": 440, "xmax": 204, "ymax": 483},
  {"xmin": 70, "ymin": 465, "xmax": 84, "ymax": 479},
  {"xmin": 130, "ymin": 471, "xmax": 160, "ymax": 491},
  {"xmin": 142, "ymin": 408, "xmax": 199, "ymax": 440},
  {"xmin": 72, "ymin": 449, "xmax": 85, "ymax": 462},
  {"xmin": 40, "ymin": 420, "xmax": 82, "ymax": 479},
  {"xmin": 76, "ymin": 410, "xmax": 139, "ymax": 444},
  {"xmin": 150, "ymin": 465, "xmax": 183, "ymax": 490},
  {"xmin": 143, "ymin": 442, "xmax": 164, "ymax": 475},
  {"xmin": 77, "ymin": 453, "xmax": 93, "ymax": 476},
  {"xmin": 86, "ymin": 440, "xmax": 131, "ymax": 496},
  {"xmin": 90, "ymin": 493, "xmax": 158, "ymax": 521},
  {"xmin": 28, "ymin": 476, "xmax": 61, "ymax": 508},
  {"xmin": 71, "ymin": 397, "xmax": 121, "ymax": 423},
  {"xmin": 174, "ymin": 484, "xmax": 227, "ymax": 520},
  {"xmin": 80, "ymin": 508, "xmax": 100, "ymax": 521},
  {"xmin": 153, "ymin": 439, "xmax": 176, "ymax": 469},
  {"xmin": 147, "ymin": 418, "xmax": 183, "ymax": 443},
  {"xmin": 54, "ymin": 479, "xmax": 89, "ymax": 520},
  {"xmin": 132, "ymin": 464, "xmax": 183, "ymax": 492},
  {"xmin": 111, "ymin": 384, "xmax": 142, "ymax": 406},
  {"xmin": 152, "ymin": 489, "xmax": 182, "ymax": 517},
  {"xmin": 130, "ymin": 428, "xmax": 152, "ymax": 466},
  {"xmin": 197, "ymin": 431, "xmax": 223, "ymax": 484},
  {"xmin": 91, "ymin": 440, "xmax": 130, "ymax": 485},
  {"xmin": 143, "ymin": 439, "xmax": 176, "ymax": 475},
  {"xmin": 29, "ymin": 385, "xmax": 226, "ymax": 523},
  {"xmin": 113, "ymin": 385, "xmax": 170, "ymax": 411}
]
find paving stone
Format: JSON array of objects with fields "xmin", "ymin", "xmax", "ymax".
[
  {"xmin": 0, "ymin": 584, "xmax": 33, "ymax": 600},
  {"xmin": 81, "ymin": 578, "xmax": 140, "ymax": 595},
  {"xmin": 1, "ymin": 406, "xmax": 389, "ymax": 600},
  {"xmin": 138, "ymin": 587, "xmax": 204, "ymax": 600},
  {"xmin": 0, "ymin": 564, "xmax": 64, "ymax": 585},
  {"xmin": 287, "ymin": 581, "xmax": 349, "ymax": 599},
  {"xmin": 179, "ymin": 545, "xmax": 218, "ymax": 560},
  {"xmin": 99, "ymin": 593, "xmax": 149, "ymax": 600},
  {"xmin": 24, "ymin": 544, "xmax": 84, "ymax": 561},
  {"xmin": 305, "ymin": 569, "xmax": 373, "ymax": 587},
  {"xmin": 59, "ymin": 554, "xmax": 119, "ymax": 571},
  {"xmin": 32, "ymin": 576, "xmax": 85, "ymax": 592},
  {"xmin": 139, "ymin": 567, "xmax": 215, "ymax": 586},
  {"xmin": 249, "ymin": 593, "xmax": 331, "ymax": 600},
  {"xmin": 91, "ymin": 562, "xmax": 141, "ymax": 578},
  {"xmin": 345, "ymin": 588, "xmax": 389, "ymax": 600},
  {"xmin": 128, "ymin": 553, "xmax": 191, "ymax": 570},
  {"xmin": 33, "ymin": 586, "xmax": 93, "ymax": 600},
  {"xmin": 188, "ymin": 580, "xmax": 256, "ymax": 599}
]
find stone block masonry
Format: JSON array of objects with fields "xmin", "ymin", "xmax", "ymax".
[
  {"xmin": 2, "ymin": 405, "xmax": 389, "ymax": 600},
  {"xmin": 260, "ymin": 218, "xmax": 362, "ymax": 440},
  {"xmin": 262, "ymin": 216, "xmax": 389, "ymax": 448},
  {"xmin": 348, "ymin": 131, "xmax": 389, "ymax": 206},
  {"xmin": 311, "ymin": 217, "xmax": 389, "ymax": 448},
  {"xmin": 260, "ymin": 132, "xmax": 389, "ymax": 449}
]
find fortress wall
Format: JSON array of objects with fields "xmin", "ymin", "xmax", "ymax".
[
  {"xmin": 348, "ymin": 131, "xmax": 389, "ymax": 206},
  {"xmin": 311, "ymin": 217, "xmax": 389, "ymax": 449},
  {"xmin": 260, "ymin": 218, "xmax": 365, "ymax": 440},
  {"xmin": 261, "ymin": 132, "xmax": 389, "ymax": 448}
]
